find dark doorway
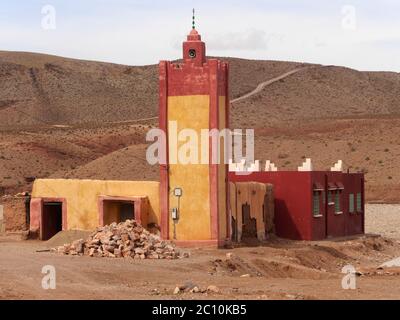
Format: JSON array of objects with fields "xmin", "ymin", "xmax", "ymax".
[
  {"xmin": 120, "ymin": 202, "xmax": 134, "ymax": 222},
  {"xmin": 241, "ymin": 204, "xmax": 257, "ymax": 239},
  {"xmin": 42, "ymin": 202, "xmax": 62, "ymax": 240},
  {"xmin": 231, "ymin": 216, "xmax": 237, "ymax": 242},
  {"xmin": 103, "ymin": 201, "xmax": 134, "ymax": 225}
]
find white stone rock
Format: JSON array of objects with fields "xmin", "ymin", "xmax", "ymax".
[{"xmin": 173, "ymin": 287, "xmax": 181, "ymax": 295}]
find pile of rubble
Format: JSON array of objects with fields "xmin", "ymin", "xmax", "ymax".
[{"xmin": 54, "ymin": 219, "xmax": 187, "ymax": 259}]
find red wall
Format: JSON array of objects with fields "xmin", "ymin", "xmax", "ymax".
[
  {"xmin": 229, "ymin": 171, "xmax": 364, "ymax": 241},
  {"xmin": 325, "ymin": 171, "xmax": 346, "ymax": 238},
  {"xmin": 344, "ymin": 173, "xmax": 364, "ymax": 235},
  {"xmin": 309, "ymin": 171, "xmax": 329, "ymax": 240},
  {"xmin": 229, "ymin": 171, "xmax": 314, "ymax": 240}
]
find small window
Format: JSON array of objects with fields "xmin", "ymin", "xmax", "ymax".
[
  {"xmin": 335, "ymin": 190, "xmax": 342, "ymax": 213},
  {"xmin": 356, "ymin": 193, "xmax": 362, "ymax": 212},
  {"xmin": 313, "ymin": 191, "xmax": 320, "ymax": 217},
  {"xmin": 328, "ymin": 190, "xmax": 333, "ymax": 204},
  {"xmin": 349, "ymin": 194, "xmax": 355, "ymax": 213}
]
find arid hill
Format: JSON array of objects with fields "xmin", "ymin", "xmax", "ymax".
[
  {"xmin": 0, "ymin": 51, "xmax": 157, "ymax": 126},
  {"xmin": 1, "ymin": 51, "xmax": 400, "ymax": 201},
  {"xmin": 0, "ymin": 51, "xmax": 301, "ymax": 127}
]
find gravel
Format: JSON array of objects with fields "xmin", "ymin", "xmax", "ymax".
[{"xmin": 366, "ymin": 204, "xmax": 400, "ymax": 239}]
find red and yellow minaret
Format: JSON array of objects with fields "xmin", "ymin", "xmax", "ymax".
[{"xmin": 159, "ymin": 14, "xmax": 230, "ymax": 246}]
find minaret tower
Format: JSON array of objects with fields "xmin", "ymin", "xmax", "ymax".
[{"xmin": 159, "ymin": 11, "xmax": 230, "ymax": 246}]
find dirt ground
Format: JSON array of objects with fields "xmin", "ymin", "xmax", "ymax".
[{"xmin": 2, "ymin": 204, "xmax": 400, "ymax": 300}]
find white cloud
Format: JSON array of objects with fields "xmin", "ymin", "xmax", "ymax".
[{"xmin": 206, "ymin": 29, "xmax": 269, "ymax": 50}]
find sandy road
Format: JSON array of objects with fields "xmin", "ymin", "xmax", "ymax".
[
  {"xmin": 1, "ymin": 232, "xmax": 400, "ymax": 300},
  {"xmin": 1, "ymin": 204, "xmax": 400, "ymax": 300}
]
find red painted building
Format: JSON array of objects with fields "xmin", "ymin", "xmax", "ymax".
[{"xmin": 229, "ymin": 171, "xmax": 365, "ymax": 241}]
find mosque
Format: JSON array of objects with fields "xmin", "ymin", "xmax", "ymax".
[{"xmin": 29, "ymin": 18, "xmax": 365, "ymax": 245}]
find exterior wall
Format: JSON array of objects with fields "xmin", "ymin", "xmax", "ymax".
[
  {"xmin": 324, "ymin": 171, "xmax": 346, "ymax": 238},
  {"xmin": 230, "ymin": 172, "xmax": 314, "ymax": 240},
  {"xmin": 230, "ymin": 182, "xmax": 273, "ymax": 242},
  {"xmin": 343, "ymin": 173, "xmax": 364, "ymax": 235},
  {"xmin": 0, "ymin": 196, "xmax": 28, "ymax": 232},
  {"xmin": 167, "ymin": 95, "xmax": 211, "ymax": 240},
  {"xmin": 30, "ymin": 179, "xmax": 160, "ymax": 232},
  {"xmin": 311, "ymin": 171, "xmax": 364, "ymax": 239},
  {"xmin": 308, "ymin": 171, "xmax": 328, "ymax": 240},
  {"xmin": 165, "ymin": 95, "xmax": 229, "ymax": 241},
  {"xmin": 229, "ymin": 171, "xmax": 365, "ymax": 241}
]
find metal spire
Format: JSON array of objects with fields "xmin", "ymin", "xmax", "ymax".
[{"xmin": 192, "ymin": 8, "xmax": 195, "ymax": 29}]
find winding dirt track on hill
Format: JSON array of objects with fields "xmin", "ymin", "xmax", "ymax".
[
  {"xmin": 231, "ymin": 66, "xmax": 311, "ymax": 104},
  {"xmin": 103, "ymin": 66, "xmax": 312, "ymax": 125}
]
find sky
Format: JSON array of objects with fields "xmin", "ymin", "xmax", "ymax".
[{"xmin": 0, "ymin": 0, "xmax": 399, "ymax": 71}]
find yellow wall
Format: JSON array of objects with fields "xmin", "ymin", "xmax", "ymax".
[
  {"xmin": 168, "ymin": 95, "xmax": 211, "ymax": 240},
  {"xmin": 167, "ymin": 95, "xmax": 228, "ymax": 241},
  {"xmin": 31, "ymin": 179, "xmax": 160, "ymax": 231}
]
